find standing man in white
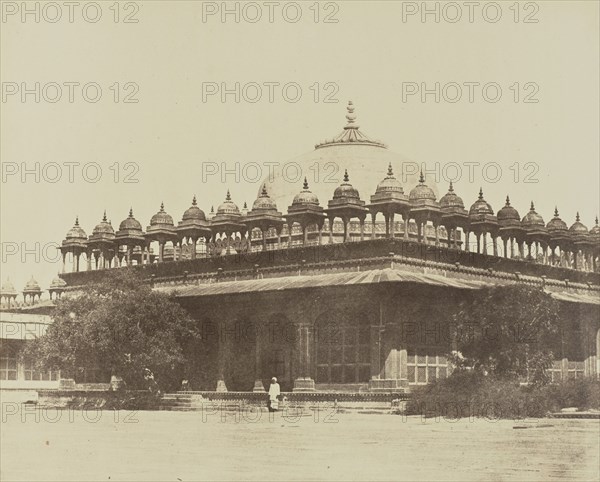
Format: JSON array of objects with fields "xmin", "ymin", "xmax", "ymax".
[{"xmin": 268, "ymin": 377, "xmax": 280, "ymax": 412}]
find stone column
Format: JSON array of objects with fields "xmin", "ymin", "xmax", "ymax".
[
  {"xmin": 371, "ymin": 212, "xmax": 377, "ymax": 239},
  {"xmin": 216, "ymin": 323, "xmax": 228, "ymax": 392},
  {"xmin": 329, "ymin": 218, "xmax": 334, "ymax": 244},
  {"xmin": 293, "ymin": 324, "xmax": 315, "ymax": 392},
  {"xmin": 389, "ymin": 212, "xmax": 395, "ymax": 238},
  {"xmin": 253, "ymin": 324, "xmax": 265, "ymax": 392},
  {"xmin": 404, "ymin": 217, "xmax": 409, "ymax": 241}
]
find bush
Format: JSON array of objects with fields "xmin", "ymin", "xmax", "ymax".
[{"xmin": 406, "ymin": 370, "xmax": 600, "ymax": 419}]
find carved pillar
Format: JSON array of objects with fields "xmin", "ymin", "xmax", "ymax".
[
  {"xmin": 293, "ymin": 323, "xmax": 315, "ymax": 392},
  {"xmin": 216, "ymin": 322, "xmax": 228, "ymax": 392},
  {"xmin": 371, "ymin": 212, "xmax": 377, "ymax": 239},
  {"xmin": 404, "ymin": 216, "xmax": 409, "ymax": 241},
  {"xmin": 329, "ymin": 217, "xmax": 334, "ymax": 244},
  {"xmin": 287, "ymin": 224, "xmax": 293, "ymax": 248},
  {"xmin": 253, "ymin": 323, "xmax": 265, "ymax": 392}
]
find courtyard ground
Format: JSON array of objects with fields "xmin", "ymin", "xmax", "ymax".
[{"xmin": 1, "ymin": 408, "xmax": 599, "ymax": 481}]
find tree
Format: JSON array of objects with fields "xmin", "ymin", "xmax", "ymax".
[
  {"xmin": 23, "ymin": 271, "xmax": 200, "ymax": 391},
  {"xmin": 452, "ymin": 284, "xmax": 560, "ymax": 386}
]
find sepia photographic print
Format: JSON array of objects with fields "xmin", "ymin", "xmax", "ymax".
[{"xmin": 1, "ymin": 1, "xmax": 599, "ymax": 481}]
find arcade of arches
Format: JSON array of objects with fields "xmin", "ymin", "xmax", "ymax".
[{"xmin": 176, "ymin": 284, "xmax": 600, "ymax": 393}]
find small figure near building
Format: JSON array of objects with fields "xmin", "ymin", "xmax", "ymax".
[{"xmin": 268, "ymin": 377, "xmax": 280, "ymax": 412}]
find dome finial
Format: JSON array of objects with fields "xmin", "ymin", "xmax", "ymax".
[
  {"xmin": 160, "ymin": 202, "xmax": 165, "ymax": 212},
  {"xmin": 576, "ymin": 211, "xmax": 580, "ymax": 222},
  {"xmin": 448, "ymin": 181, "xmax": 454, "ymax": 192},
  {"xmin": 192, "ymin": 195, "xmax": 197, "ymax": 206},
  {"xmin": 419, "ymin": 171, "xmax": 425, "ymax": 184},
  {"xmin": 129, "ymin": 207, "xmax": 134, "ymax": 218},
  {"xmin": 554, "ymin": 206, "xmax": 559, "ymax": 217},
  {"xmin": 478, "ymin": 188, "xmax": 484, "ymax": 200},
  {"xmin": 345, "ymin": 100, "xmax": 356, "ymax": 126},
  {"xmin": 226, "ymin": 189, "xmax": 231, "ymax": 201},
  {"xmin": 243, "ymin": 201, "xmax": 248, "ymax": 209},
  {"xmin": 75, "ymin": 216, "xmax": 79, "ymax": 226},
  {"xmin": 595, "ymin": 216, "xmax": 599, "ymax": 226},
  {"xmin": 261, "ymin": 184, "xmax": 268, "ymax": 197},
  {"xmin": 530, "ymin": 201, "xmax": 535, "ymax": 211},
  {"xmin": 303, "ymin": 177, "xmax": 309, "ymax": 190},
  {"xmin": 387, "ymin": 163, "xmax": 393, "ymax": 176},
  {"xmin": 505, "ymin": 195, "xmax": 510, "ymax": 206},
  {"xmin": 102, "ymin": 210, "xmax": 107, "ymax": 222},
  {"xmin": 343, "ymin": 169, "xmax": 349, "ymax": 183},
  {"xmin": 210, "ymin": 205, "xmax": 214, "ymax": 213}
]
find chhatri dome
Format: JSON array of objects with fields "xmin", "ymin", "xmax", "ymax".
[
  {"xmin": 439, "ymin": 182, "xmax": 464, "ymax": 209},
  {"xmin": 409, "ymin": 172, "xmax": 437, "ymax": 203},
  {"xmin": 497, "ymin": 196, "xmax": 520, "ymax": 222},
  {"xmin": 149, "ymin": 202, "xmax": 175, "ymax": 228},
  {"xmin": 253, "ymin": 185, "xmax": 278, "ymax": 212},
  {"xmin": 375, "ymin": 163, "xmax": 404, "ymax": 195},
  {"xmin": 0, "ymin": 278, "xmax": 18, "ymax": 297},
  {"xmin": 333, "ymin": 170, "xmax": 360, "ymax": 200},
  {"xmin": 92, "ymin": 211, "xmax": 115, "ymax": 236},
  {"xmin": 546, "ymin": 207, "xmax": 568, "ymax": 232},
  {"xmin": 217, "ymin": 190, "xmax": 240, "ymax": 215},
  {"xmin": 261, "ymin": 101, "xmax": 427, "ymax": 209},
  {"xmin": 522, "ymin": 202, "xmax": 545, "ymax": 227},
  {"xmin": 292, "ymin": 178, "xmax": 320, "ymax": 206},
  {"xmin": 182, "ymin": 196, "xmax": 207, "ymax": 222},
  {"xmin": 569, "ymin": 212, "xmax": 588, "ymax": 234},
  {"xmin": 469, "ymin": 188, "xmax": 494, "ymax": 217},
  {"xmin": 65, "ymin": 217, "xmax": 87, "ymax": 241},
  {"xmin": 119, "ymin": 208, "xmax": 143, "ymax": 232}
]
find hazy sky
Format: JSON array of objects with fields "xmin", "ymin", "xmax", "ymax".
[{"xmin": 1, "ymin": 0, "xmax": 599, "ymax": 294}]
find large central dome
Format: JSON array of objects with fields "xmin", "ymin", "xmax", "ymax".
[{"xmin": 261, "ymin": 101, "xmax": 430, "ymax": 209}]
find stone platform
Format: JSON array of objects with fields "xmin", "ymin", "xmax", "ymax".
[{"xmin": 160, "ymin": 391, "xmax": 409, "ymax": 414}]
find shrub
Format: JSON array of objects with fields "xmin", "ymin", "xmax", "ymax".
[{"xmin": 406, "ymin": 369, "xmax": 600, "ymax": 419}]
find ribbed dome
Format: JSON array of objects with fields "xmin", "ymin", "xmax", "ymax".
[
  {"xmin": 23, "ymin": 276, "xmax": 42, "ymax": 293},
  {"xmin": 0, "ymin": 278, "xmax": 17, "ymax": 296},
  {"xmin": 49, "ymin": 276, "xmax": 67, "ymax": 289},
  {"xmin": 409, "ymin": 172, "xmax": 436, "ymax": 202},
  {"xmin": 217, "ymin": 190, "xmax": 240, "ymax": 215},
  {"xmin": 182, "ymin": 196, "xmax": 206, "ymax": 222},
  {"xmin": 150, "ymin": 202, "xmax": 174, "ymax": 227},
  {"xmin": 439, "ymin": 182, "xmax": 464, "ymax": 209},
  {"xmin": 497, "ymin": 196, "xmax": 520, "ymax": 222},
  {"xmin": 261, "ymin": 103, "xmax": 430, "ymax": 210},
  {"xmin": 292, "ymin": 178, "xmax": 320, "ymax": 206},
  {"xmin": 253, "ymin": 185, "xmax": 278, "ymax": 211},
  {"xmin": 521, "ymin": 202, "xmax": 545, "ymax": 227},
  {"xmin": 590, "ymin": 217, "xmax": 600, "ymax": 236},
  {"xmin": 92, "ymin": 211, "xmax": 115, "ymax": 235},
  {"xmin": 569, "ymin": 213, "xmax": 588, "ymax": 233},
  {"xmin": 119, "ymin": 208, "xmax": 143, "ymax": 232},
  {"xmin": 546, "ymin": 207, "xmax": 568, "ymax": 232},
  {"xmin": 375, "ymin": 164, "xmax": 403, "ymax": 195},
  {"xmin": 469, "ymin": 188, "xmax": 494, "ymax": 217},
  {"xmin": 333, "ymin": 170, "xmax": 360, "ymax": 200},
  {"xmin": 65, "ymin": 217, "xmax": 87, "ymax": 240}
]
